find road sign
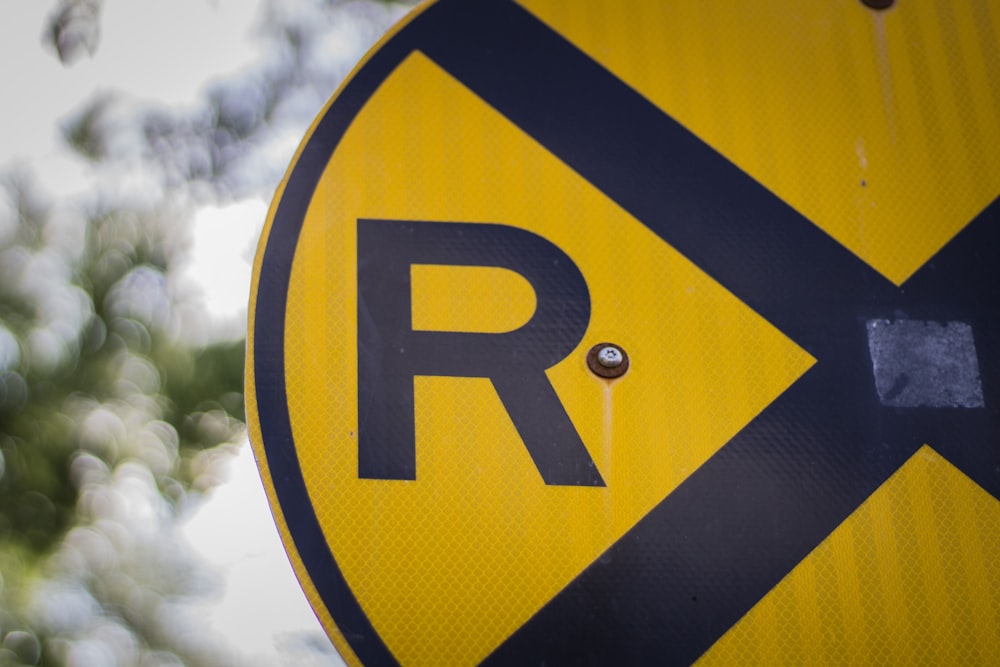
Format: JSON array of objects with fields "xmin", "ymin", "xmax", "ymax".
[{"xmin": 246, "ymin": 1, "xmax": 1000, "ymax": 665}]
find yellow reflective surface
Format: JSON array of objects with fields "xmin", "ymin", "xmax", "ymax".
[
  {"xmin": 519, "ymin": 0, "xmax": 1000, "ymax": 285},
  {"xmin": 246, "ymin": 2, "xmax": 1000, "ymax": 665},
  {"xmin": 282, "ymin": 52, "xmax": 812, "ymax": 666},
  {"xmin": 699, "ymin": 446, "xmax": 1000, "ymax": 665},
  {"xmin": 410, "ymin": 265, "xmax": 536, "ymax": 334}
]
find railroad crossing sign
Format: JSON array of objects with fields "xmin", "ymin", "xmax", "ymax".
[{"xmin": 246, "ymin": 0, "xmax": 1000, "ymax": 664}]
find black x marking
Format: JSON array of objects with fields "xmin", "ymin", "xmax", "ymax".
[{"xmin": 413, "ymin": 1, "xmax": 1000, "ymax": 664}]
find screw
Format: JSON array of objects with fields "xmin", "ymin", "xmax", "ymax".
[
  {"xmin": 587, "ymin": 342, "xmax": 629, "ymax": 379},
  {"xmin": 597, "ymin": 346, "xmax": 623, "ymax": 368}
]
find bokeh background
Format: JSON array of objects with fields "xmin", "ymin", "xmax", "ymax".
[{"xmin": 0, "ymin": 1, "xmax": 416, "ymax": 664}]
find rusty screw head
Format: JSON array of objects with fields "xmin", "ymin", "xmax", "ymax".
[{"xmin": 587, "ymin": 342, "xmax": 629, "ymax": 379}]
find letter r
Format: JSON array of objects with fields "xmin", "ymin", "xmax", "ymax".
[{"xmin": 357, "ymin": 219, "xmax": 604, "ymax": 487}]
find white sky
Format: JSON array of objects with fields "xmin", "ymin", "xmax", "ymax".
[
  {"xmin": 182, "ymin": 442, "xmax": 333, "ymax": 665},
  {"xmin": 0, "ymin": 0, "xmax": 259, "ymax": 163},
  {"xmin": 1, "ymin": 1, "xmax": 269, "ymax": 324},
  {"xmin": 1, "ymin": 2, "xmax": 338, "ymax": 664},
  {"xmin": 185, "ymin": 199, "xmax": 268, "ymax": 327}
]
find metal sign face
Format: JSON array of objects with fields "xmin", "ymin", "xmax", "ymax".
[{"xmin": 246, "ymin": 1, "xmax": 1000, "ymax": 665}]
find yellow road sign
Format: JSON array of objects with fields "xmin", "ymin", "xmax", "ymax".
[{"xmin": 247, "ymin": 1, "xmax": 1000, "ymax": 665}]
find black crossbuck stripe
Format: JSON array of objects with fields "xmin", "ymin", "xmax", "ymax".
[
  {"xmin": 254, "ymin": 0, "xmax": 1000, "ymax": 664},
  {"xmin": 416, "ymin": 2, "xmax": 1000, "ymax": 664}
]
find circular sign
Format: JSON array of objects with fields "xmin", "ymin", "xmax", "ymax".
[{"xmin": 247, "ymin": 1, "xmax": 1000, "ymax": 665}]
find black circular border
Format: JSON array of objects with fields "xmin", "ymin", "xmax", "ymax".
[{"xmin": 251, "ymin": 3, "xmax": 450, "ymax": 666}]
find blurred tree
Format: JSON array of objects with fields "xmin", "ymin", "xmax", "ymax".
[
  {"xmin": 45, "ymin": 0, "xmax": 102, "ymax": 66},
  {"xmin": 2, "ymin": 0, "xmax": 416, "ymax": 665},
  {"xmin": 0, "ymin": 166, "xmax": 248, "ymax": 665}
]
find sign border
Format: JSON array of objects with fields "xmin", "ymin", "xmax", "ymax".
[{"xmin": 247, "ymin": 2, "xmax": 442, "ymax": 665}]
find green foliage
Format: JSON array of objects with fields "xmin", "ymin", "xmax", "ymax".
[
  {"xmin": 4, "ymin": 1, "xmax": 420, "ymax": 663},
  {"xmin": 0, "ymin": 179, "xmax": 244, "ymax": 553},
  {"xmin": 60, "ymin": 94, "xmax": 114, "ymax": 163},
  {"xmin": 0, "ymin": 164, "xmax": 250, "ymax": 663},
  {"xmin": 44, "ymin": 0, "xmax": 102, "ymax": 65}
]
